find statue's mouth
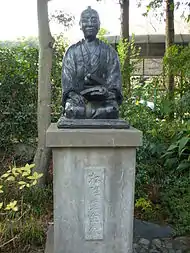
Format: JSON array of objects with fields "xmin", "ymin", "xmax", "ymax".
[{"xmin": 86, "ymin": 27, "xmax": 94, "ymax": 32}]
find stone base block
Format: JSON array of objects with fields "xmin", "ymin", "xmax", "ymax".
[{"xmin": 46, "ymin": 123, "xmax": 142, "ymax": 253}]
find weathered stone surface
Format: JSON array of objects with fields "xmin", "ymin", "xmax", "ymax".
[
  {"xmin": 45, "ymin": 224, "xmax": 53, "ymax": 253},
  {"xmin": 140, "ymin": 248, "xmax": 148, "ymax": 253},
  {"xmin": 47, "ymin": 125, "xmax": 142, "ymax": 253},
  {"xmin": 161, "ymin": 248, "xmax": 168, "ymax": 253},
  {"xmin": 139, "ymin": 238, "xmax": 150, "ymax": 248},
  {"xmin": 47, "ymin": 123, "xmax": 142, "ymax": 148},
  {"xmin": 175, "ymin": 250, "xmax": 182, "ymax": 253},
  {"xmin": 13, "ymin": 143, "xmax": 35, "ymax": 163},
  {"xmin": 164, "ymin": 239, "xmax": 173, "ymax": 249},
  {"xmin": 173, "ymin": 237, "xmax": 190, "ymax": 251},
  {"xmin": 134, "ymin": 243, "xmax": 139, "ymax": 250},
  {"xmin": 45, "ymin": 223, "xmax": 190, "ymax": 253},
  {"xmin": 52, "ymin": 147, "xmax": 136, "ymax": 253},
  {"xmin": 84, "ymin": 167, "xmax": 104, "ymax": 240},
  {"xmin": 149, "ymin": 250, "xmax": 160, "ymax": 253},
  {"xmin": 152, "ymin": 238, "xmax": 162, "ymax": 249},
  {"xmin": 134, "ymin": 219, "xmax": 174, "ymax": 240}
]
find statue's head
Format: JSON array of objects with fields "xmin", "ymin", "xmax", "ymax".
[{"xmin": 79, "ymin": 6, "xmax": 100, "ymax": 41}]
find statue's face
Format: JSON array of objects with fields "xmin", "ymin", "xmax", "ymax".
[{"xmin": 80, "ymin": 11, "xmax": 100, "ymax": 40}]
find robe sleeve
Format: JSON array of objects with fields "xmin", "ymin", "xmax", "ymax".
[
  {"xmin": 106, "ymin": 46, "xmax": 123, "ymax": 105},
  {"xmin": 61, "ymin": 45, "xmax": 77, "ymax": 106}
]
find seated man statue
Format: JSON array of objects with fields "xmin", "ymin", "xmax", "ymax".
[{"xmin": 61, "ymin": 6, "xmax": 123, "ymax": 119}]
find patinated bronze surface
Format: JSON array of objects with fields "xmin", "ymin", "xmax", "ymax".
[
  {"xmin": 57, "ymin": 118, "xmax": 129, "ymax": 129},
  {"xmin": 58, "ymin": 6, "xmax": 129, "ymax": 128}
]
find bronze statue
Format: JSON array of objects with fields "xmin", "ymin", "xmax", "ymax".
[{"xmin": 59, "ymin": 6, "xmax": 123, "ymax": 121}]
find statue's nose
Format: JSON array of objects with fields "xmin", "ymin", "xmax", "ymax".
[{"xmin": 87, "ymin": 19, "xmax": 93, "ymax": 26}]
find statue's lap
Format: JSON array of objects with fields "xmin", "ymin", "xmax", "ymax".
[{"xmin": 65, "ymin": 98, "xmax": 119, "ymax": 119}]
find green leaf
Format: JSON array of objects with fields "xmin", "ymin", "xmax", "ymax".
[
  {"xmin": 0, "ymin": 185, "xmax": 3, "ymax": 193},
  {"xmin": 22, "ymin": 171, "xmax": 30, "ymax": 177},
  {"xmin": 167, "ymin": 144, "xmax": 178, "ymax": 151},
  {"xmin": 176, "ymin": 161, "xmax": 190, "ymax": 172},
  {"xmin": 16, "ymin": 167, "xmax": 23, "ymax": 174},
  {"xmin": 32, "ymin": 180, "xmax": 37, "ymax": 186},
  {"xmin": 5, "ymin": 201, "xmax": 18, "ymax": 211},
  {"xmin": 1, "ymin": 173, "xmax": 10, "ymax": 178},
  {"xmin": 179, "ymin": 147, "xmax": 189, "ymax": 157},
  {"xmin": 6, "ymin": 176, "xmax": 15, "ymax": 181},
  {"xmin": 164, "ymin": 157, "xmax": 178, "ymax": 168},
  {"xmin": 12, "ymin": 167, "xmax": 19, "ymax": 177},
  {"xmin": 19, "ymin": 185, "xmax": 26, "ymax": 190},
  {"xmin": 27, "ymin": 172, "xmax": 43, "ymax": 180},
  {"xmin": 179, "ymin": 137, "xmax": 189, "ymax": 154},
  {"xmin": 162, "ymin": 151, "xmax": 175, "ymax": 158},
  {"xmin": 147, "ymin": 5, "xmax": 151, "ymax": 12},
  {"xmin": 18, "ymin": 181, "xmax": 27, "ymax": 185}
]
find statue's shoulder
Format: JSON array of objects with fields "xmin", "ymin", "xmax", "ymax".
[
  {"xmin": 99, "ymin": 40, "xmax": 117, "ymax": 54},
  {"xmin": 66, "ymin": 41, "xmax": 82, "ymax": 52}
]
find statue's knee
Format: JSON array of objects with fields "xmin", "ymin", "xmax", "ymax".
[
  {"xmin": 65, "ymin": 101, "xmax": 85, "ymax": 119},
  {"xmin": 105, "ymin": 102, "xmax": 119, "ymax": 118},
  {"xmin": 92, "ymin": 102, "xmax": 119, "ymax": 119},
  {"xmin": 107, "ymin": 108, "xmax": 118, "ymax": 118}
]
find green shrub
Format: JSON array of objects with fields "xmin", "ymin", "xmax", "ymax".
[
  {"xmin": 161, "ymin": 175, "xmax": 190, "ymax": 235},
  {"xmin": 117, "ymin": 35, "xmax": 141, "ymax": 96},
  {"xmin": 0, "ymin": 36, "xmax": 66, "ymax": 150},
  {"xmin": 0, "ymin": 45, "xmax": 38, "ymax": 148},
  {"xmin": 0, "ymin": 163, "xmax": 52, "ymax": 250},
  {"xmin": 162, "ymin": 125, "xmax": 190, "ymax": 175}
]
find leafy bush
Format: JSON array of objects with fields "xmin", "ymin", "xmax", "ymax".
[
  {"xmin": 163, "ymin": 44, "xmax": 190, "ymax": 120},
  {"xmin": 0, "ymin": 164, "xmax": 52, "ymax": 250},
  {"xmin": 0, "ymin": 163, "xmax": 43, "ymax": 213},
  {"xmin": 117, "ymin": 35, "xmax": 141, "ymax": 96},
  {"xmin": 119, "ymin": 56, "xmax": 190, "ymax": 233},
  {"xmin": 0, "ymin": 45, "xmax": 38, "ymax": 148},
  {"xmin": 0, "ymin": 36, "xmax": 66, "ymax": 150},
  {"xmin": 161, "ymin": 175, "xmax": 190, "ymax": 235},
  {"xmin": 97, "ymin": 28, "xmax": 109, "ymax": 43},
  {"xmin": 51, "ymin": 34, "xmax": 68, "ymax": 122},
  {"xmin": 162, "ymin": 124, "xmax": 190, "ymax": 175}
]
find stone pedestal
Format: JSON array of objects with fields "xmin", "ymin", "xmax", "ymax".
[{"xmin": 46, "ymin": 123, "xmax": 142, "ymax": 253}]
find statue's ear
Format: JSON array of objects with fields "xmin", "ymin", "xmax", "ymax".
[
  {"xmin": 79, "ymin": 20, "xmax": 82, "ymax": 29},
  {"xmin": 97, "ymin": 19, "xmax": 101, "ymax": 30},
  {"xmin": 97, "ymin": 25, "xmax": 100, "ymax": 33}
]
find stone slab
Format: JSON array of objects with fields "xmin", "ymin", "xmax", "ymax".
[
  {"xmin": 53, "ymin": 147, "xmax": 136, "ymax": 253},
  {"xmin": 46, "ymin": 123, "xmax": 142, "ymax": 148},
  {"xmin": 57, "ymin": 118, "xmax": 130, "ymax": 129},
  {"xmin": 45, "ymin": 219, "xmax": 176, "ymax": 253},
  {"xmin": 45, "ymin": 224, "xmax": 54, "ymax": 253},
  {"xmin": 134, "ymin": 219, "xmax": 174, "ymax": 240}
]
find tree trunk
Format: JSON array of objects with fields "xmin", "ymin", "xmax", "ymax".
[
  {"xmin": 34, "ymin": 0, "xmax": 54, "ymax": 185},
  {"xmin": 165, "ymin": 0, "xmax": 175, "ymax": 117},
  {"xmin": 120, "ymin": 0, "xmax": 131, "ymax": 95},
  {"xmin": 120, "ymin": 0, "xmax": 129, "ymax": 39}
]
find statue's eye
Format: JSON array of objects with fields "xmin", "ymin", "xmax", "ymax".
[
  {"xmin": 82, "ymin": 18, "xmax": 88, "ymax": 23},
  {"xmin": 91, "ymin": 17, "xmax": 98, "ymax": 22},
  {"xmin": 82, "ymin": 17, "xmax": 98, "ymax": 23}
]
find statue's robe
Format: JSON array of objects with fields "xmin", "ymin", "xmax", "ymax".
[{"xmin": 62, "ymin": 39, "xmax": 123, "ymax": 109}]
